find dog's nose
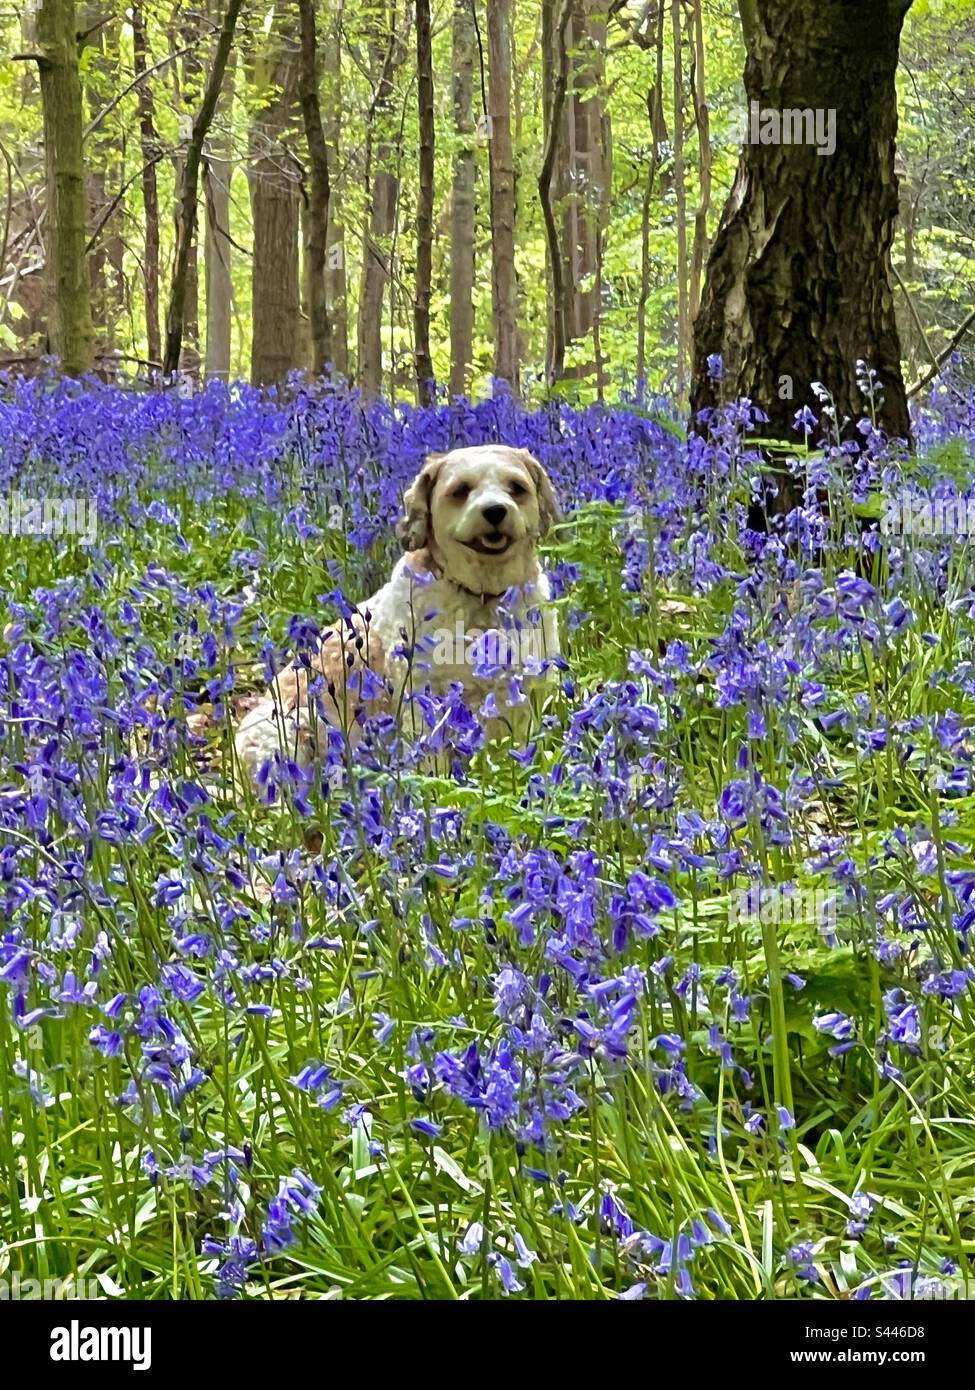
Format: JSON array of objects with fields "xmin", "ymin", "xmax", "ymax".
[{"xmin": 482, "ymin": 503, "xmax": 508, "ymax": 527}]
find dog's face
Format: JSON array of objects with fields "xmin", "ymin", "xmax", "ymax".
[{"xmin": 398, "ymin": 445, "xmax": 560, "ymax": 593}]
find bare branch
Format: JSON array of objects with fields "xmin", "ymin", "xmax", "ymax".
[{"xmin": 907, "ymin": 307, "xmax": 975, "ymax": 397}]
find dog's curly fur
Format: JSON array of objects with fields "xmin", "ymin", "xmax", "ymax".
[{"xmin": 234, "ymin": 445, "xmax": 561, "ymax": 783}]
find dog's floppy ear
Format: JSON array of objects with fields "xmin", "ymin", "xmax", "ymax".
[
  {"xmin": 517, "ymin": 449, "xmax": 561, "ymax": 536},
  {"xmin": 397, "ymin": 452, "xmax": 445, "ymax": 551}
]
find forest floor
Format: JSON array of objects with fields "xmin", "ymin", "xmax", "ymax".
[{"xmin": 1, "ymin": 376, "xmax": 974, "ymax": 1299}]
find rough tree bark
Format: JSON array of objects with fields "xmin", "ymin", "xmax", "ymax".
[
  {"xmin": 298, "ymin": 0, "xmax": 332, "ymax": 378},
  {"xmin": 34, "ymin": 0, "xmax": 94, "ymax": 376},
  {"xmin": 413, "ymin": 0, "xmax": 435, "ymax": 402},
  {"xmin": 131, "ymin": 5, "xmax": 161, "ymax": 365},
  {"xmin": 162, "ymin": 0, "xmax": 241, "ymax": 378},
  {"xmin": 690, "ymin": 0, "xmax": 915, "ymax": 443},
  {"xmin": 487, "ymin": 0, "xmax": 519, "ymax": 392},
  {"xmin": 448, "ymin": 0, "xmax": 476, "ymax": 397},
  {"xmin": 248, "ymin": 18, "xmax": 301, "ymax": 386}
]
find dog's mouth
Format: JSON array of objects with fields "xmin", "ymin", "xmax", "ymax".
[{"xmin": 463, "ymin": 532, "xmax": 513, "ymax": 556}]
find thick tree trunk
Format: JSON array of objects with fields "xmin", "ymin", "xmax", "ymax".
[
  {"xmin": 249, "ymin": 21, "xmax": 301, "ymax": 386},
  {"xmin": 448, "ymin": 0, "xmax": 475, "ymax": 397},
  {"xmin": 691, "ymin": 0, "xmax": 914, "ymax": 444},
  {"xmin": 131, "ymin": 5, "xmax": 161, "ymax": 366},
  {"xmin": 357, "ymin": 9, "xmax": 404, "ymax": 399},
  {"xmin": 487, "ymin": 0, "xmax": 519, "ymax": 392},
  {"xmin": 162, "ymin": 0, "xmax": 241, "ymax": 378},
  {"xmin": 413, "ymin": 0, "xmax": 435, "ymax": 403},
  {"xmin": 36, "ymin": 0, "xmax": 94, "ymax": 376},
  {"xmin": 298, "ymin": 0, "xmax": 332, "ymax": 378}
]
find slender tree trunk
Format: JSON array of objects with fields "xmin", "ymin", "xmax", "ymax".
[
  {"xmin": 357, "ymin": 8, "xmax": 404, "ymax": 399},
  {"xmin": 691, "ymin": 0, "xmax": 914, "ymax": 444},
  {"xmin": 636, "ymin": 4, "xmax": 666, "ymax": 386},
  {"xmin": 323, "ymin": 6, "xmax": 348, "ymax": 378},
  {"xmin": 671, "ymin": 0, "xmax": 690, "ymax": 384},
  {"xmin": 35, "ymin": 0, "xmax": 94, "ymax": 376},
  {"xmin": 1, "ymin": 11, "xmax": 46, "ymax": 364},
  {"xmin": 687, "ymin": 0, "xmax": 711, "ymax": 321},
  {"xmin": 539, "ymin": 0, "xmax": 571, "ymax": 383},
  {"xmin": 248, "ymin": 17, "xmax": 301, "ymax": 386},
  {"xmin": 448, "ymin": 0, "xmax": 476, "ymax": 397},
  {"xmin": 413, "ymin": 0, "xmax": 435, "ymax": 403},
  {"xmin": 557, "ymin": 0, "xmax": 609, "ymax": 373},
  {"xmin": 178, "ymin": 8, "xmax": 204, "ymax": 375},
  {"xmin": 83, "ymin": 10, "xmax": 124, "ymax": 360},
  {"xmin": 593, "ymin": 217, "xmax": 605, "ymax": 399},
  {"xmin": 131, "ymin": 5, "xmax": 161, "ymax": 365},
  {"xmin": 487, "ymin": 0, "xmax": 519, "ymax": 392},
  {"xmin": 298, "ymin": 0, "xmax": 332, "ymax": 378},
  {"xmin": 162, "ymin": 0, "xmax": 241, "ymax": 378},
  {"xmin": 203, "ymin": 44, "xmax": 234, "ymax": 382},
  {"xmin": 542, "ymin": 0, "xmax": 555, "ymax": 368}
]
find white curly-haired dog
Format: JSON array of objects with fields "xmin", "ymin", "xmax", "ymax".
[{"xmin": 234, "ymin": 445, "xmax": 561, "ymax": 784}]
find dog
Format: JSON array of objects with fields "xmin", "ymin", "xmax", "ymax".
[{"xmin": 234, "ymin": 445, "xmax": 561, "ymax": 785}]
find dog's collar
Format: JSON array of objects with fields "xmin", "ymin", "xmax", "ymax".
[
  {"xmin": 406, "ymin": 548, "xmax": 510, "ymax": 602},
  {"xmin": 443, "ymin": 572, "xmax": 509, "ymax": 601}
]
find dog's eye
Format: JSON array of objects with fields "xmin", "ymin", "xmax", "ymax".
[
  {"xmin": 451, "ymin": 483, "xmax": 471, "ymax": 501},
  {"xmin": 509, "ymin": 481, "xmax": 528, "ymax": 498}
]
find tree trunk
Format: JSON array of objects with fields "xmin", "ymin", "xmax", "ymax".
[
  {"xmin": 202, "ymin": 0, "xmax": 235, "ymax": 381},
  {"xmin": 671, "ymin": 0, "xmax": 690, "ymax": 384},
  {"xmin": 298, "ymin": 0, "xmax": 332, "ymax": 378},
  {"xmin": 557, "ymin": 0, "xmax": 609, "ymax": 373},
  {"xmin": 323, "ymin": 6, "xmax": 348, "ymax": 378},
  {"xmin": 687, "ymin": 0, "xmax": 711, "ymax": 321},
  {"xmin": 691, "ymin": 0, "xmax": 914, "ymax": 444},
  {"xmin": 487, "ymin": 0, "xmax": 519, "ymax": 392},
  {"xmin": 131, "ymin": 5, "xmax": 161, "ymax": 366},
  {"xmin": 540, "ymin": 0, "xmax": 571, "ymax": 383},
  {"xmin": 635, "ymin": 4, "xmax": 666, "ymax": 386},
  {"xmin": 203, "ymin": 49, "xmax": 234, "ymax": 381},
  {"xmin": 413, "ymin": 0, "xmax": 435, "ymax": 403},
  {"xmin": 248, "ymin": 17, "xmax": 301, "ymax": 386},
  {"xmin": 35, "ymin": 0, "xmax": 94, "ymax": 376},
  {"xmin": 177, "ymin": 9, "xmax": 203, "ymax": 376},
  {"xmin": 448, "ymin": 0, "xmax": 476, "ymax": 397},
  {"xmin": 83, "ymin": 10, "xmax": 124, "ymax": 361},
  {"xmin": 0, "ymin": 10, "xmax": 47, "ymax": 365},
  {"xmin": 357, "ymin": 7, "xmax": 404, "ymax": 399},
  {"xmin": 162, "ymin": 0, "xmax": 241, "ymax": 378}
]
